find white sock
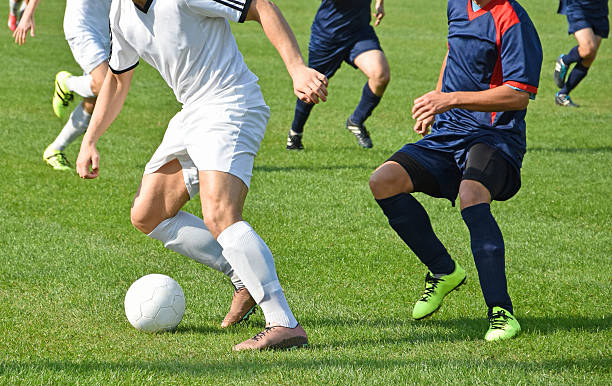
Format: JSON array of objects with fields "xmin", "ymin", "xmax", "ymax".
[
  {"xmin": 148, "ymin": 211, "xmax": 243, "ymax": 288},
  {"xmin": 49, "ymin": 102, "xmax": 90, "ymax": 151},
  {"xmin": 9, "ymin": 0, "xmax": 23, "ymax": 16},
  {"xmin": 217, "ymin": 221, "xmax": 298, "ymax": 328},
  {"xmin": 65, "ymin": 74, "xmax": 95, "ymax": 98}
]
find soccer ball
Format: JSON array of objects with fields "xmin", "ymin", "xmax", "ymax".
[{"xmin": 124, "ymin": 274, "xmax": 186, "ymax": 332}]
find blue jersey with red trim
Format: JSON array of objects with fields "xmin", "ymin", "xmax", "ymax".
[
  {"xmin": 558, "ymin": 0, "xmax": 609, "ymax": 18},
  {"xmin": 432, "ymin": 0, "xmax": 542, "ymax": 154},
  {"xmin": 311, "ymin": 0, "xmax": 372, "ymax": 41}
]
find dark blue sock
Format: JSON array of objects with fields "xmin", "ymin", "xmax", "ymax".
[
  {"xmin": 291, "ymin": 99, "xmax": 315, "ymax": 134},
  {"xmin": 350, "ymin": 82, "xmax": 381, "ymax": 126},
  {"xmin": 461, "ymin": 203, "xmax": 513, "ymax": 315},
  {"xmin": 376, "ymin": 194, "xmax": 455, "ymax": 275},
  {"xmin": 560, "ymin": 62, "xmax": 590, "ymax": 95},
  {"xmin": 563, "ymin": 45, "xmax": 581, "ymax": 65}
]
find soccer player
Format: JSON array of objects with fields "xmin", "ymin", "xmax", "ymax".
[
  {"xmin": 554, "ymin": 0, "xmax": 609, "ymax": 107},
  {"xmin": 7, "ymin": 0, "xmax": 24, "ymax": 32},
  {"xmin": 15, "ymin": 0, "xmax": 267, "ymax": 335},
  {"xmin": 369, "ymin": 0, "xmax": 542, "ymax": 341},
  {"xmin": 76, "ymin": 0, "xmax": 328, "ymax": 351},
  {"xmin": 286, "ymin": 0, "xmax": 389, "ymax": 150},
  {"xmin": 14, "ymin": 0, "xmax": 112, "ymax": 172}
]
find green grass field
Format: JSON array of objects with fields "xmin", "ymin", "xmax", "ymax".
[{"xmin": 1, "ymin": 0, "xmax": 610, "ymax": 383}]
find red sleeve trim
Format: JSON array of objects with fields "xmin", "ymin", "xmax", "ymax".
[{"xmin": 504, "ymin": 81, "xmax": 538, "ymax": 94}]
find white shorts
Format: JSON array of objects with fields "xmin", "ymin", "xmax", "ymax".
[
  {"xmin": 144, "ymin": 104, "xmax": 270, "ymax": 198},
  {"xmin": 64, "ymin": 0, "xmax": 111, "ymax": 74},
  {"xmin": 66, "ymin": 34, "xmax": 110, "ymax": 75}
]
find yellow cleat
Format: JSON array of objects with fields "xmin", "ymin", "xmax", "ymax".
[
  {"xmin": 53, "ymin": 71, "xmax": 74, "ymax": 120},
  {"xmin": 43, "ymin": 146, "xmax": 72, "ymax": 172}
]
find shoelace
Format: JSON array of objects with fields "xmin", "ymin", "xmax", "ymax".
[
  {"xmin": 419, "ymin": 273, "xmax": 442, "ymax": 301},
  {"xmin": 47, "ymin": 152, "xmax": 70, "ymax": 166},
  {"xmin": 251, "ymin": 326, "xmax": 277, "ymax": 342},
  {"xmin": 488, "ymin": 310, "xmax": 510, "ymax": 330}
]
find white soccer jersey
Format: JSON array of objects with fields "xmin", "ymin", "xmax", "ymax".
[
  {"xmin": 109, "ymin": 0, "xmax": 266, "ymax": 108},
  {"xmin": 63, "ymin": 0, "xmax": 112, "ymax": 40}
]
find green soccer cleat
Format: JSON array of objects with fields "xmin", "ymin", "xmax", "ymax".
[
  {"xmin": 53, "ymin": 71, "xmax": 74, "ymax": 119},
  {"xmin": 412, "ymin": 262, "xmax": 466, "ymax": 320},
  {"xmin": 43, "ymin": 146, "xmax": 72, "ymax": 172},
  {"xmin": 485, "ymin": 307, "xmax": 521, "ymax": 342}
]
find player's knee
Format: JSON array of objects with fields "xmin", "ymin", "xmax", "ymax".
[
  {"xmin": 459, "ymin": 181, "xmax": 490, "ymax": 210},
  {"xmin": 202, "ymin": 205, "xmax": 239, "ymax": 239},
  {"xmin": 90, "ymin": 76, "xmax": 104, "ymax": 96},
  {"xmin": 369, "ymin": 169, "xmax": 399, "ymax": 199},
  {"xmin": 130, "ymin": 205, "xmax": 158, "ymax": 234},
  {"xmin": 370, "ymin": 67, "xmax": 390, "ymax": 88}
]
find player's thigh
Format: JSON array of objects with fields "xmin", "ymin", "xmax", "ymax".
[
  {"xmin": 369, "ymin": 161, "xmax": 414, "ymax": 199},
  {"xmin": 132, "ymin": 158, "xmax": 190, "ymax": 232},
  {"xmin": 353, "ymin": 49, "xmax": 390, "ymax": 83},
  {"xmin": 371, "ymin": 147, "xmax": 452, "ymax": 200},
  {"xmin": 574, "ymin": 28, "xmax": 600, "ymax": 53},
  {"xmin": 460, "ymin": 143, "xmax": 520, "ymax": 209}
]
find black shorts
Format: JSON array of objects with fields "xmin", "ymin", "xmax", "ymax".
[{"xmin": 387, "ymin": 142, "xmax": 521, "ymax": 203}]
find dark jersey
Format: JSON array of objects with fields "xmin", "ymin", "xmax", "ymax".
[
  {"xmin": 311, "ymin": 0, "xmax": 372, "ymax": 41},
  {"xmin": 423, "ymin": 0, "xmax": 542, "ymax": 171},
  {"xmin": 558, "ymin": 0, "xmax": 609, "ymax": 18}
]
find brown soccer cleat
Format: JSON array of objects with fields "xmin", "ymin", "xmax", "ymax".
[
  {"xmin": 232, "ymin": 324, "xmax": 308, "ymax": 351},
  {"xmin": 220, "ymin": 287, "xmax": 257, "ymax": 328}
]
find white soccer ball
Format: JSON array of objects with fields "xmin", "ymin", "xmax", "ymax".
[{"xmin": 124, "ymin": 274, "xmax": 186, "ymax": 333}]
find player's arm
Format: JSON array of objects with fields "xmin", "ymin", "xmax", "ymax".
[
  {"xmin": 76, "ymin": 69, "xmax": 134, "ymax": 179},
  {"xmin": 412, "ymin": 84, "xmax": 529, "ymax": 124},
  {"xmin": 374, "ymin": 0, "xmax": 385, "ymax": 26},
  {"xmin": 13, "ymin": 0, "xmax": 41, "ymax": 45},
  {"xmin": 413, "ymin": 51, "xmax": 448, "ymax": 136},
  {"xmin": 245, "ymin": 0, "xmax": 328, "ymax": 104}
]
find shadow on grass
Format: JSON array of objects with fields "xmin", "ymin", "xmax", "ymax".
[
  {"xmin": 1, "ymin": 356, "xmax": 609, "ymax": 378},
  {"xmin": 528, "ymin": 146, "xmax": 612, "ymax": 154},
  {"xmin": 254, "ymin": 163, "xmax": 375, "ymax": 173},
  {"xmin": 299, "ymin": 315, "xmax": 611, "ymax": 348}
]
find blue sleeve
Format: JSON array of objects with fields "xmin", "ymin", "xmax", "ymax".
[{"xmin": 500, "ymin": 20, "xmax": 543, "ymax": 96}]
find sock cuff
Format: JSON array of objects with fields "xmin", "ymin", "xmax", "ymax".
[
  {"xmin": 217, "ymin": 221, "xmax": 252, "ymax": 247},
  {"xmin": 574, "ymin": 62, "xmax": 590, "ymax": 71},
  {"xmin": 147, "ymin": 215, "xmax": 178, "ymax": 241},
  {"xmin": 363, "ymin": 82, "xmax": 381, "ymax": 101},
  {"xmin": 460, "ymin": 202, "xmax": 491, "ymax": 222}
]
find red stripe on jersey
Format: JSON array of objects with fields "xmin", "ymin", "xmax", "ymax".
[
  {"xmin": 504, "ymin": 80, "xmax": 538, "ymax": 94},
  {"xmin": 487, "ymin": 0, "xmax": 521, "ymax": 124}
]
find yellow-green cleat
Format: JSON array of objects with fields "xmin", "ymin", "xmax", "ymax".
[
  {"xmin": 412, "ymin": 262, "xmax": 466, "ymax": 320},
  {"xmin": 43, "ymin": 146, "xmax": 72, "ymax": 172},
  {"xmin": 485, "ymin": 307, "xmax": 521, "ymax": 342},
  {"xmin": 53, "ymin": 71, "xmax": 74, "ymax": 119}
]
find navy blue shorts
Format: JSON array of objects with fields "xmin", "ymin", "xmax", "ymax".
[
  {"xmin": 308, "ymin": 26, "xmax": 382, "ymax": 78},
  {"xmin": 389, "ymin": 138, "xmax": 521, "ymax": 204},
  {"xmin": 567, "ymin": 14, "xmax": 609, "ymax": 38}
]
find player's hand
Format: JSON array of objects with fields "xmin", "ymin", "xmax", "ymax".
[
  {"xmin": 13, "ymin": 15, "xmax": 35, "ymax": 46},
  {"xmin": 76, "ymin": 142, "xmax": 100, "ymax": 179},
  {"xmin": 413, "ymin": 115, "xmax": 434, "ymax": 137},
  {"xmin": 374, "ymin": 2, "xmax": 385, "ymax": 26},
  {"xmin": 412, "ymin": 90, "xmax": 453, "ymax": 122},
  {"xmin": 291, "ymin": 66, "xmax": 328, "ymax": 104}
]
